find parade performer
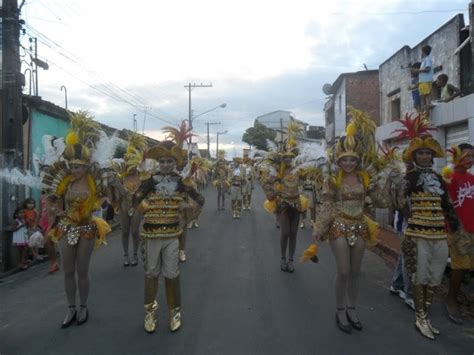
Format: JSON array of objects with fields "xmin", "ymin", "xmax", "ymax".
[
  {"xmin": 212, "ymin": 152, "xmax": 230, "ymax": 210},
  {"xmin": 42, "ymin": 111, "xmax": 112, "ymax": 328},
  {"xmin": 161, "ymin": 121, "xmax": 200, "ymax": 263},
  {"xmin": 242, "ymin": 157, "xmax": 255, "ymax": 210},
  {"xmin": 230, "ymin": 157, "xmax": 246, "ymax": 219},
  {"xmin": 263, "ymin": 122, "xmax": 309, "ymax": 273},
  {"xmin": 186, "ymin": 155, "xmax": 210, "ymax": 229},
  {"xmin": 312, "ymin": 108, "xmax": 393, "ymax": 333},
  {"xmin": 442, "ymin": 143, "xmax": 474, "ymax": 325},
  {"xmin": 133, "ymin": 139, "xmax": 204, "ymax": 333},
  {"xmin": 392, "ymin": 113, "xmax": 462, "ymax": 340},
  {"xmin": 111, "ymin": 132, "xmax": 147, "ymax": 267}
]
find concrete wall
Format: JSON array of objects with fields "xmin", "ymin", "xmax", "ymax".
[{"xmin": 379, "ymin": 15, "xmax": 465, "ymax": 125}]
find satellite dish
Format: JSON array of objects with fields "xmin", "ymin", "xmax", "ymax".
[{"xmin": 322, "ymin": 83, "xmax": 333, "ymax": 95}]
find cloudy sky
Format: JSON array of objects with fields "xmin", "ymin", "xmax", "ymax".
[{"xmin": 20, "ymin": 0, "xmax": 470, "ymax": 157}]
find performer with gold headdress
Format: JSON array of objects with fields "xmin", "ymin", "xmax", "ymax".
[
  {"xmin": 230, "ymin": 157, "xmax": 246, "ymax": 218},
  {"xmin": 212, "ymin": 151, "xmax": 230, "ymax": 210},
  {"xmin": 242, "ymin": 157, "xmax": 255, "ymax": 210},
  {"xmin": 111, "ymin": 132, "xmax": 148, "ymax": 267},
  {"xmin": 42, "ymin": 111, "xmax": 112, "ymax": 328},
  {"xmin": 133, "ymin": 137, "xmax": 204, "ymax": 334},
  {"xmin": 263, "ymin": 121, "xmax": 308, "ymax": 273},
  {"xmin": 312, "ymin": 108, "xmax": 393, "ymax": 333},
  {"xmin": 391, "ymin": 113, "xmax": 462, "ymax": 339}
]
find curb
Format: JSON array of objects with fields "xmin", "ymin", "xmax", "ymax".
[{"xmin": 0, "ymin": 221, "xmax": 120, "ymax": 280}]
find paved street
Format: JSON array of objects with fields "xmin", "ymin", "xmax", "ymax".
[{"xmin": 1, "ymin": 186, "xmax": 473, "ymax": 355}]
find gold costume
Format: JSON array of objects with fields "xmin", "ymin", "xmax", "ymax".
[{"xmin": 313, "ymin": 173, "xmax": 388, "ymax": 247}]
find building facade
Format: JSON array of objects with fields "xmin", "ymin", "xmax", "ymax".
[
  {"xmin": 376, "ymin": 8, "xmax": 474, "ymax": 171},
  {"xmin": 323, "ymin": 70, "xmax": 379, "ymax": 146}
]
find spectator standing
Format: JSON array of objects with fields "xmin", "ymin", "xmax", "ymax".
[
  {"xmin": 23, "ymin": 198, "xmax": 42, "ymax": 261},
  {"xmin": 408, "ymin": 62, "xmax": 422, "ymax": 112},
  {"xmin": 12, "ymin": 208, "xmax": 29, "ymax": 269},
  {"xmin": 444, "ymin": 143, "xmax": 474, "ymax": 325},
  {"xmin": 416, "ymin": 45, "xmax": 434, "ymax": 111},
  {"xmin": 39, "ymin": 191, "xmax": 60, "ymax": 273}
]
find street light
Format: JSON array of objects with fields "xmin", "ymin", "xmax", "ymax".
[
  {"xmin": 133, "ymin": 113, "xmax": 137, "ymax": 132},
  {"xmin": 61, "ymin": 85, "xmax": 68, "ymax": 110},
  {"xmin": 216, "ymin": 130, "xmax": 228, "ymax": 159},
  {"xmin": 189, "ymin": 103, "xmax": 226, "ymax": 145}
]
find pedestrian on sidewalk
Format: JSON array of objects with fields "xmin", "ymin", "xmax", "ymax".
[
  {"xmin": 312, "ymin": 110, "xmax": 393, "ymax": 334},
  {"xmin": 39, "ymin": 190, "xmax": 60, "ymax": 273},
  {"xmin": 389, "ymin": 209, "xmax": 414, "ymax": 310},
  {"xmin": 133, "ymin": 139, "xmax": 204, "ymax": 334},
  {"xmin": 12, "ymin": 208, "xmax": 29, "ymax": 270},
  {"xmin": 22, "ymin": 197, "xmax": 42, "ymax": 262},
  {"xmin": 443, "ymin": 143, "xmax": 474, "ymax": 325},
  {"xmin": 391, "ymin": 114, "xmax": 462, "ymax": 340}
]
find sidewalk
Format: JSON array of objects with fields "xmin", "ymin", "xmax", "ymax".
[
  {"xmin": 369, "ymin": 227, "xmax": 401, "ymax": 266},
  {"xmin": 0, "ymin": 220, "xmax": 120, "ymax": 280}
]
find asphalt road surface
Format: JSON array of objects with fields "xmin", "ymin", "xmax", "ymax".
[{"xmin": 1, "ymin": 186, "xmax": 473, "ymax": 355}]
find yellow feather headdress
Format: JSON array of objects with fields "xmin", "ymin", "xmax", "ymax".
[{"xmin": 63, "ymin": 110, "xmax": 100, "ymax": 165}]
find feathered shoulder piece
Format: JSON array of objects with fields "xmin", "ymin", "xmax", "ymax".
[
  {"xmin": 162, "ymin": 120, "xmax": 195, "ymax": 148},
  {"xmin": 392, "ymin": 113, "xmax": 443, "ymax": 162},
  {"xmin": 42, "ymin": 161, "xmax": 107, "ymax": 196}
]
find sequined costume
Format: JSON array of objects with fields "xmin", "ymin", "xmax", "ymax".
[
  {"xmin": 111, "ymin": 132, "xmax": 149, "ymax": 267},
  {"xmin": 133, "ymin": 141, "xmax": 204, "ymax": 333},
  {"xmin": 230, "ymin": 158, "xmax": 246, "ymax": 218},
  {"xmin": 312, "ymin": 107, "xmax": 391, "ymax": 334},
  {"xmin": 392, "ymin": 113, "xmax": 461, "ymax": 339},
  {"xmin": 42, "ymin": 111, "xmax": 112, "ymax": 328},
  {"xmin": 263, "ymin": 152, "xmax": 308, "ymax": 272},
  {"xmin": 212, "ymin": 158, "xmax": 230, "ymax": 210},
  {"xmin": 242, "ymin": 159, "xmax": 255, "ymax": 210}
]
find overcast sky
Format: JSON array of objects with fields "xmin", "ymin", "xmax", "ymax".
[{"xmin": 20, "ymin": 0, "xmax": 470, "ymax": 157}]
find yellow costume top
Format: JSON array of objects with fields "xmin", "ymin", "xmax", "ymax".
[
  {"xmin": 313, "ymin": 174, "xmax": 390, "ymax": 246},
  {"xmin": 50, "ymin": 174, "xmax": 110, "ymax": 248}
]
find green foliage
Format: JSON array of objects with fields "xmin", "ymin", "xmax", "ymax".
[
  {"xmin": 242, "ymin": 123, "xmax": 276, "ymax": 151},
  {"xmin": 113, "ymin": 143, "xmax": 127, "ymax": 159}
]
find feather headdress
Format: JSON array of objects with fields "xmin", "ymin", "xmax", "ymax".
[
  {"xmin": 337, "ymin": 107, "xmax": 378, "ymax": 167},
  {"xmin": 442, "ymin": 145, "xmax": 472, "ymax": 183},
  {"xmin": 392, "ymin": 113, "xmax": 443, "ymax": 162},
  {"xmin": 162, "ymin": 120, "xmax": 195, "ymax": 149}
]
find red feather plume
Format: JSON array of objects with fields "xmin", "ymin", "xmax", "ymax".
[
  {"xmin": 392, "ymin": 113, "xmax": 436, "ymax": 140},
  {"xmin": 161, "ymin": 120, "xmax": 197, "ymax": 148}
]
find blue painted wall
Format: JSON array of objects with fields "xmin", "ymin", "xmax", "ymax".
[{"xmin": 29, "ymin": 109, "xmax": 70, "ymax": 202}]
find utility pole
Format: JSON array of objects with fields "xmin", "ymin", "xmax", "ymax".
[
  {"xmin": 205, "ymin": 121, "xmax": 220, "ymax": 158},
  {"xmin": 1, "ymin": 0, "xmax": 25, "ymax": 271},
  {"xmin": 184, "ymin": 82, "xmax": 212, "ymax": 144}
]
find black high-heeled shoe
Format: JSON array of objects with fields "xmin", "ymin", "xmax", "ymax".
[
  {"xmin": 336, "ymin": 308, "xmax": 352, "ymax": 334},
  {"xmin": 346, "ymin": 307, "xmax": 363, "ymax": 330},
  {"xmin": 77, "ymin": 305, "xmax": 88, "ymax": 325},
  {"xmin": 61, "ymin": 306, "xmax": 77, "ymax": 328}
]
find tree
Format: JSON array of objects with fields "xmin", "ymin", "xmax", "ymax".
[{"xmin": 242, "ymin": 123, "xmax": 276, "ymax": 150}]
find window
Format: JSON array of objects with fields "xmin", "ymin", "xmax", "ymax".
[
  {"xmin": 391, "ymin": 97, "xmax": 401, "ymax": 121},
  {"xmin": 338, "ymin": 95, "xmax": 342, "ymax": 113}
]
